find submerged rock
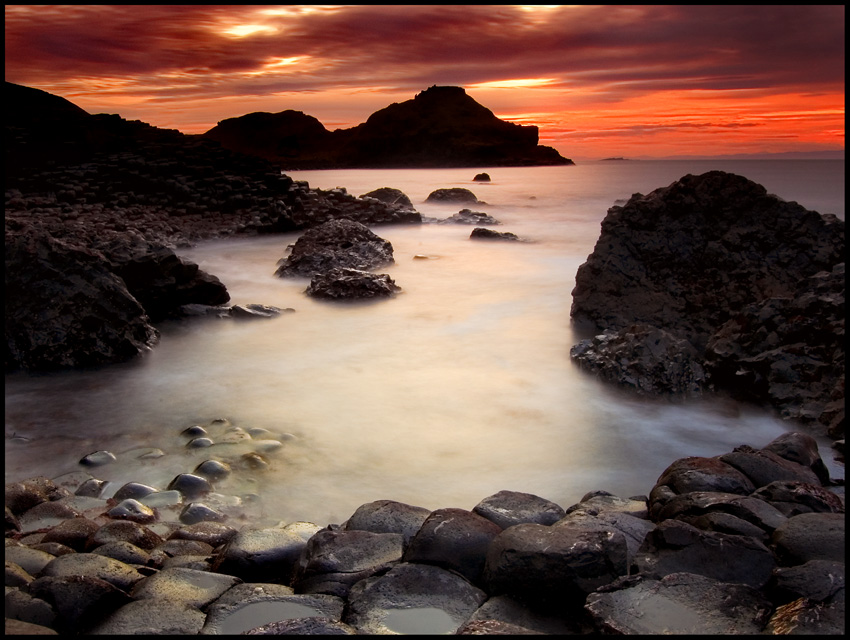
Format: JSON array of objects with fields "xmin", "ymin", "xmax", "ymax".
[{"xmin": 425, "ymin": 188, "xmax": 482, "ymax": 204}]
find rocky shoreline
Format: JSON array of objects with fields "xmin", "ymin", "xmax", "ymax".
[{"xmin": 5, "ymin": 430, "xmax": 844, "ymax": 635}]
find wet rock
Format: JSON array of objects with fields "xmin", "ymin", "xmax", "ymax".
[
  {"xmin": 570, "ymin": 171, "xmax": 844, "ymax": 350},
  {"xmin": 484, "ymin": 522, "xmax": 628, "ymax": 603},
  {"xmin": 359, "ymin": 187, "xmax": 414, "ymax": 210},
  {"xmin": 761, "ymin": 431, "xmax": 832, "ymax": 485},
  {"xmin": 90, "ymin": 541, "xmax": 151, "ymax": 566},
  {"xmin": 40, "ymin": 552, "xmax": 144, "ymax": 592},
  {"xmin": 86, "ymin": 520, "xmax": 164, "ymax": 551},
  {"xmin": 211, "ymin": 526, "xmax": 308, "ymax": 583},
  {"xmin": 555, "ymin": 511, "xmax": 655, "ymax": 567},
  {"xmin": 39, "ymin": 517, "xmax": 100, "ymax": 551},
  {"xmin": 6, "ymin": 546, "xmax": 56, "ymax": 577},
  {"xmin": 167, "ymin": 473, "xmax": 213, "ymax": 500},
  {"xmin": 229, "ymin": 303, "xmax": 287, "ymax": 319},
  {"xmin": 275, "ymin": 218, "xmax": 395, "ymax": 278},
  {"xmin": 107, "ymin": 499, "xmax": 156, "ymax": 524},
  {"xmin": 6, "ymin": 560, "xmax": 36, "ymax": 587},
  {"xmin": 193, "ymin": 460, "xmax": 232, "ymax": 482},
  {"xmin": 18, "ymin": 500, "xmax": 82, "ymax": 533},
  {"xmin": 112, "ymin": 482, "xmax": 158, "ymax": 502},
  {"xmin": 5, "ymin": 230, "xmax": 159, "ymax": 372},
  {"xmin": 462, "ymin": 594, "xmax": 581, "ymax": 634},
  {"xmin": 633, "ymin": 519, "xmax": 776, "ymax": 589},
  {"xmin": 570, "ymin": 324, "xmax": 708, "ymax": 397},
  {"xmin": 470, "ymin": 227, "xmax": 520, "ymax": 241},
  {"xmin": 472, "ymin": 173, "xmax": 491, "ymax": 182},
  {"xmin": 130, "ymin": 566, "xmax": 239, "ymax": 609},
  {"xmin": 769, "ymin": 559, "xmax": 845, "ymax": 603},
  {"xmin": 168, "ymin": 521, "xmax": 239, "ymax": 548},
  {"xmin": 677, "ymin": 511, "xmax": 770, "ymax": 543},
  {"xmin": 4, "ymin": 619, "xmax": 58, "ymax": 636},
  {"xmin": 27, "ymin": 574, "xmax": 131, "ymax": 634},
  {"xmin": 651, "ymin": 456, "xmax": 756, "ymax": 499},
  {"xmin": 750, "ymin": 480, "xmax": 845, "ymax": 516},
  {"xmin": 719, "ymin": 446, "xmax": 822, "ymax": 488},
  {"xmin": 403, "ymin": 508, "xmax": 502, "ymax": 585},
  {"xmin": 179, "ymin": 502, "xmax": 228, "ymax": 525},
  {"xmin": 343, "ymin": 499, "xmax": 431, "ymax": 548},
  {"xmin": 5, "ymin": 478, "xmax": 64, "ymax": 515},
  {"xmin": 87, "ymin": 599, "xmax": 207, "ymax": 635},
  {"xmin": 4, "ymin": 587, "xmax": 57, "ymax": 629},
  {"xmin": 182, "ymin": 425, "xmax": 208, "ymax": 437},
  {"xmin": 566, "ymin": 490, "xmax": 649, "ymax": 518},
  {"xmin": 651, "ymin": 491, "xmax": 787, "ymax": 533},
  {"xmin": 344, "ymin": 562, "xmax": 487, "ymax": 635},
  {"xmin": 74, "ymin": 478, "xmax": 108, "ymax": 498},
  {"xmin": 425, "ymin": 188, "xmax": 481, "ymax": 204},
  {"xmin": 472, "ymin": 490, "xmax": 565, "ymax": 530},
  {"xmin": 6, "ymin": 505, "xmax": 21, "ymax": 534},
  {"xmin": 439, "ymin": 209, "xmax": 500, "ymax": 225},
  {"xmin": 293, "ymin": 529, "xmax": 404, "ymax": 597},
  {"xmin": 306, "ymin": 267, "xmax": 401, "ymax": 300},
  {"xmin": 79, "ymin": 450, "xmax": 118, "ymax": 467},
  {"xmin": 771, "ymin": 512, "xmax": 845, "ymax": 565},
  {"xmin": 585, "ymin": 572, "xmax": 773, "ymax": 634},
  {"xmin": 203, "ymin": 591, "xmax": 345, "ymax": 635},
  {"xmin": 186, "ymin": 437, "xmax": 214, "ymax": 448}
]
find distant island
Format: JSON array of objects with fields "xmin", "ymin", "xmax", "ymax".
[
  {"xmin": 203, "ymin": 85, "xmax": 574, "ymax": 170},
  {"xmin": 599, "ymin": 157, "xmax": 635, "ymax": 161}
]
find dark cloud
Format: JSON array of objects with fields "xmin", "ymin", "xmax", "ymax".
[{"xmin": 5, "ymin": 5, "xmax": 844, "ymax": 96}]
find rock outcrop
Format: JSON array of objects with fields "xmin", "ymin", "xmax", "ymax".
[
  {"xmin": 274, "ymin": 219, "xmax": 395, "ymax": 279},
  {"xmin": 569, "ymin": 171, "xmax": 845, "ymax": 438},
  {"xmin": 203, "ymin": 86, "xmax": 574, "ymax": 169}
]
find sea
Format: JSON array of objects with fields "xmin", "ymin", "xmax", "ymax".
[{"xmin": 4, "ymin": 160, "xmax": 845, "ymax": 528}]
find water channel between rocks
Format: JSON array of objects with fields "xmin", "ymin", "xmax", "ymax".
[{"xmin": 5, "ymin": 163, "xmax": 845, "ymax": 528}]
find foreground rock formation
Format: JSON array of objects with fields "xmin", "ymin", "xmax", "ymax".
[
  {"xmin": 570, "ymin": 171, "xmax": 845, "ymax": 442},
  {"xmin": 5, "ymin": 431, "xmax": 844, "ymax": 634},
  {"xmin": 204, "ymin": 86, "xmax": 574, "ymax": 169}
]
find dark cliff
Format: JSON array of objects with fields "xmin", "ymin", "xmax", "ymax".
[{"xmin": 203, "ymin": 86, "xmax": 574, "ymax": 169}]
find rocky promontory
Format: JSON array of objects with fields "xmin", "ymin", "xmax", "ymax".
[
  {"xmin": 570, "ymin": 171, "xmax": 845, "ymax": 442},
  {"xmin": 204, "ymin": 86, "xmax": 574, "ymax": 169},
  {"xmin": 5, "ymin": 430, "xmax": 844, "ymax": 635}
]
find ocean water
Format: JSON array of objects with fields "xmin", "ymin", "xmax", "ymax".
[{"xmin": 5, "ymin": 160, "xmax": 844, "ymax": 527}]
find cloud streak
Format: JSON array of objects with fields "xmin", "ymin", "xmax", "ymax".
[{"xmin": 4, "ymin": 4, "xmax": 845, "ymax": 158}]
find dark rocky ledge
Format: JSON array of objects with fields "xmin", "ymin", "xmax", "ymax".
[
  {"xmin": 570, "ymin": 171, "xmax": 845, "ymax": 443},
  {"xmin": 4, "ymin": 430, "xmax": 844, "ymax": 635}
]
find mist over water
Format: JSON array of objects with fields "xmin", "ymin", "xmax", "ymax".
[{"xmin": 5, "ymin": 161, "xmax": 844, "ymax": 527}]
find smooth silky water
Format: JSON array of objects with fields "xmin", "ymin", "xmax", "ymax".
[{"xmin": 5, "ymin": 161, "xmax": 844, "ymax": 528}]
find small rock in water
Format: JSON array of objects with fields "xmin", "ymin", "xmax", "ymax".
[
  {"xmin": 239, "ymin": 453, "xmax": 269, "ymax": 471},
  {"xmin": 168, "ymin": 474, "xmax": 213, "ymax": 499},
  {"xmin": 180, "ymin": 502, "xmax": 228, "ymax": 525},
  {"xmin": 194, "ymin": 460, "xmax": 233, "ymax": 481},
  {"xmin": 108, "ymin": 499, "xmax": 156, "ymax": 524},
  {"xmin": 473, "ymin": 172, "xmax": 491, "ymax": 182},
  {"xmin": 186, "ymin": 437, "xmax": 214, "ymax": 449},
  {"xmin": 74, "ymin": 477, "xmax": 109, "ymax": 498},
  {"xmin": 113, "ymin": 482, "xmax": 159, "ymax": 502},
  {"xmin": 252, "ymin": 440, "xmax": 283, "ymax": 453},
  {"xmin": 79, "ymin": 450, "xmax": 118, "ymax": 467},
  {"xmin": 182, "ymin": 425, "xmax": 208, "ymax": 437}
]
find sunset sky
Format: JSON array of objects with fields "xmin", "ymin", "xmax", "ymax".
[{"xmin": 5, "ymin": 4, "xmax": 845, "ymax": 160}]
